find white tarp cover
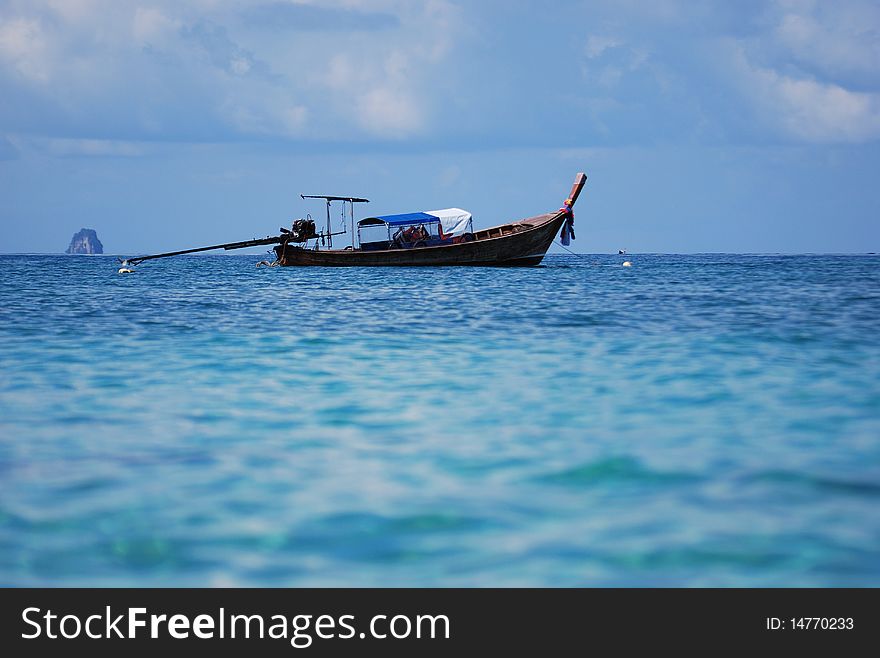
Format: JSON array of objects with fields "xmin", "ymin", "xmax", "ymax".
[{"xmin": 427, "ymin": 208, "xmax": 473, "ymax": 237}]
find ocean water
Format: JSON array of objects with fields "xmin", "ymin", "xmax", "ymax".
[{"xmin": 0, "ymin": 253, "xmax": 878, "ymax": 587}]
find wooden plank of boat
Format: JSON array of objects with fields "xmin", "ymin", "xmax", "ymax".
[{"xmin": 274, "ymin": 173, "xmax": 587, "ymax": 267}]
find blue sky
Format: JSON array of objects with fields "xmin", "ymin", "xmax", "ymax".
[{"xmin": 1, "ymin": 0, "xmax": 878, "ymax": 253}]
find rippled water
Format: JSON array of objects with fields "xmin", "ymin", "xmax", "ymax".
[{"xmin": 1, "ymin": 253, "xmax": 878, "ymax": 586}]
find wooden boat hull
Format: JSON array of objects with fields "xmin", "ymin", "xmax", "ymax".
[
  {"xmin": 120, "ymin": 174, "xmax": 586, "ymax": 269},
  {"xmin": 274, "ymin": 211, "xmax": 566, "ymax": 267}
]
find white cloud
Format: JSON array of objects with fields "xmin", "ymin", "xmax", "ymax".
[
  {"xmin": 0, "ymin": 134, "xmax": 20, "ymax": 159},
  {"xmin": 324, "ymin": 53, "xmax": 356, "ymax": 89},
  {"xmin": 712, "ymin": 1, "xmax": 880, "ymax": 143},
  {"xmin": 21, "ymin": 136, "xmax": 154, "ymax": 157},
  {"xmin": 585, "ymin": 35, "xmax": 621, "ymax": 59},
  {"xmin": 0, "ymin": 17, "xmax": 51, "ymax": 83},
  {"xmin": 218, "ymin": 92, "xmax": 309, "ymax": 138},
  {"xmin": 228, "ymin": 56, "xmax": 251, "ymax": 75},
  {"xmin": 45, "ymin": 0, "xmax": 102, "ymax": 24},
  {"xmin": 420, "ymin": 0, "xmax": 462, "ymax": 60},
  {"xmin": 582, "ymin": 33, "xmax": 653, "ymax": 89},
  {"xmin": 773, "ymin": 1, "xmax": 880, "ymax": 81},
  {"xmin": 765, "ymin": 73, "xmax": 880, "ymax": 142},
  {"xmin": 320, "ymin": 52, "xmax": 425, "ymax": 137},
  {"xmin": 0, "ymin": 0, "xmax": 464, "ymax": 143},
  {"xmin": 133, "ymin": 7, "xmax": 181, "ymax": 47},
  {"xmin": 356, "ymin": 86, "xmax": 422, "ymax": 137},
  {"xmin": 304, "ymin": 2, "xmax": 464, "ymax": 138},
  {"xmin": 280, "ymin": 105, "xmax": 309, "ymax": 133},
  {"xmin": 729, "ymin": 43, "xmax": 880, "ymax": 143}
]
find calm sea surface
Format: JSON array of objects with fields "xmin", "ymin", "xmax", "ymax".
[{"xmin": 0, "ymin": 253, "xmax": 878, "ymax": 586}]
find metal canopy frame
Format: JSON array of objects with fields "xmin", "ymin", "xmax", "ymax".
[{"xmin": 300, "ymin": 195, "xmax": 370, "ymax": 249}]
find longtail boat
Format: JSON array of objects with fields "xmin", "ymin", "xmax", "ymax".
[{"xmin": 120, "ymin": 173, "xmax": 586, "ymax": 269}]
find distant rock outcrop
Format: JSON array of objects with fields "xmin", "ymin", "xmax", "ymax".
[{"xmin": 66, "ymin": 228, "xmax": 104, "ymax": 254}]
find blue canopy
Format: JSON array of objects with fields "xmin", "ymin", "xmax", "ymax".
[{"xmin": 363, "ymin": 212, "xmax": 439, "ymax": 226}]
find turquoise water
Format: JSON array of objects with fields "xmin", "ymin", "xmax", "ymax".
[{"xmin": 1, "ymin": 253, "xmax": 878, "ymax": 586}]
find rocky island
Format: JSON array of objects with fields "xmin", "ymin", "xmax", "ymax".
[{"xmin": 65, "ymin": 228, "xmax": 104, "ymax": 254}]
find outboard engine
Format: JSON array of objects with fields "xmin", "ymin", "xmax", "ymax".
[{"xmin": 285, "ymin": 218, "xmax": 318, "ymax": 243}]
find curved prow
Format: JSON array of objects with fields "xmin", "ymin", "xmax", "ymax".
[{"xmin": 566, "ymin": 172, "xmax": 587, "ymax": 207}]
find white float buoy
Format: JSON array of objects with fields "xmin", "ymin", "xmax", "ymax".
[
  {"xmin": 622, "ymin": 261, "xmax": 632, "ymax": 267},
  {"xmin": 118, "ymin": 267, "xmax": 134, "ymax": 274}
]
